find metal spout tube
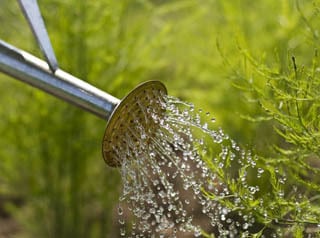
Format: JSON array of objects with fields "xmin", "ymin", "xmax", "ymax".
[{"xmin": 0, "ymin": 40, "xmax": 120, "ymax": 120}]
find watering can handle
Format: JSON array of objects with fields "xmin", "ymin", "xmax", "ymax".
[{"xmin": 18, "ymin": 0, "xmax": 58, "ymax": 73}]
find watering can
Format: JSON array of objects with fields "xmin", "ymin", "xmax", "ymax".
[{"xmin": 0, "ymin": 0, "xmax": 167, "ymax": 167}]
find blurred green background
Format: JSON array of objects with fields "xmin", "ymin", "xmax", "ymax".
[{"xmin": 0, "ymin": 0, "xmax": 318, "ymax": 237}]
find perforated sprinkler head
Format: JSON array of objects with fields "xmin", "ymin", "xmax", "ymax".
[{"xmin": 102, "ymin": 81, "xmax": 167, "ymax": 167}]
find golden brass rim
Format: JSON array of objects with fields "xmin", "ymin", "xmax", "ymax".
[{"xmin": 102, "ymin": 80, "xmax": 167, "ymax": 167}]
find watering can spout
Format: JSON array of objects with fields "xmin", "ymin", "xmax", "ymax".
[{"xmin": 0, "ymin": 40, "xmax": 120, "ymax": 120}]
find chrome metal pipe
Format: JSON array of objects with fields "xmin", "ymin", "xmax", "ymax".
[{"xmin": 0, "ymin": 40, "xmax": 120, "ymax": 120}]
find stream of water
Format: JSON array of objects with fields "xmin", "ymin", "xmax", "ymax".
[{"xmin": 114, "ymin": 94, "xmax": 263, "ymax": 237}]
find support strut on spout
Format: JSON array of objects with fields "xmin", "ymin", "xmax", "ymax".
[{"xmin": 18, "ymin": 0, "xmax": 58, "ymax": 72}]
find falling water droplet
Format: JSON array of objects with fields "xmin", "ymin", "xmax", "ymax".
[
  {"xmin": 118, "ymin": 206, "xmax": 123, "ymax": 216},
  {"xmin": 202, "ymin": 123, "xmax": 208, "ymax": 130},
  {"xmin": 120, "ymin": 227, "xmax": 126, "ymax": 236},
  {"xmin": 194, "ymin": 228, "xmax": 202, "ymax": 237},
  {"xmin": 278, "ymin": 190, "xmax": 285, "ymax": 198},
  {"xmin": 242, "ymin": 223, "xmax": 249, "ymax": 230}
]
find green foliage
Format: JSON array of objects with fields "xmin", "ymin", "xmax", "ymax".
[
  {"xmin": 199, "ymin": 1, "xmax": 320, "ymax": 236},
  {"xmin": 235, "ymin": 50, "xmax": 320, "ymax": 236}
]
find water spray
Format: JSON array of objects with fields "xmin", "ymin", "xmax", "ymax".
[{"xmin": 0, "ymin": 0, "xmax": 167, "ymax": 167}]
